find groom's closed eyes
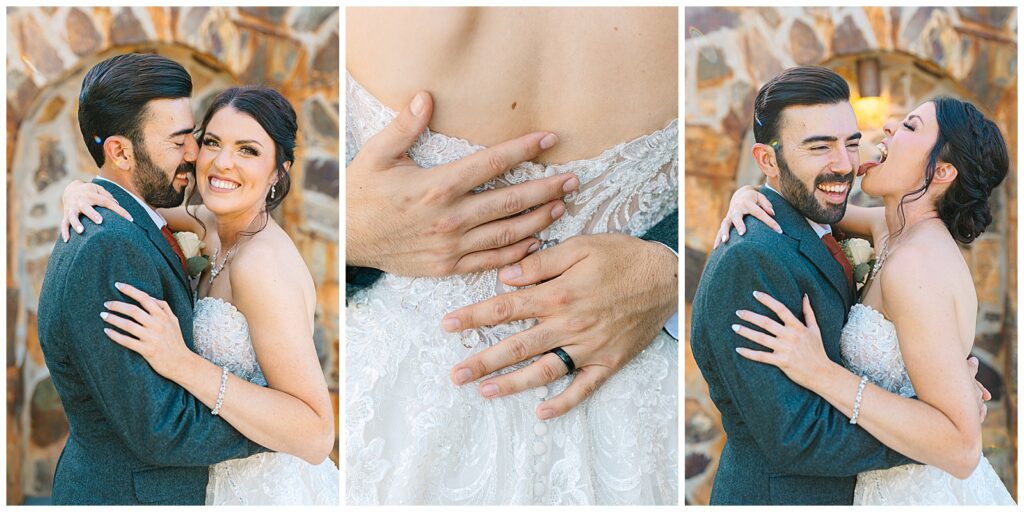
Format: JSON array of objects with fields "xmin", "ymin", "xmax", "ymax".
[
  {"xmin": 801, "ymin": 132, "xmax": 862, "ymax": 152},
  {"xmin": 169, "ymin": 126, "xmax": 196, "ymax": 148}
]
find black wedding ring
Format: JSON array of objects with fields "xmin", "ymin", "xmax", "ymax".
[{"xmin": 548, "ymin": 347, "xmax": 576, "ymax": 374}]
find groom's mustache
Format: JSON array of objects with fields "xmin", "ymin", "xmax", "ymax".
[
  {"xmin": 175, "ymin": 162, "xmax": 196, "ymax": 176},
  {"xmin": 813, "ymin": 171, "xmax": 853, "ymax": 187}
]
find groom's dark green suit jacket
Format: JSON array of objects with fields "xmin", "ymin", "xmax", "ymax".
[
  {"xmin": 38, "ymin": 179, "xmax": 266, "ymax": 505},
  {"xmin": 690, "ymin": 187, "xmax": 914, "ymax": 505}
]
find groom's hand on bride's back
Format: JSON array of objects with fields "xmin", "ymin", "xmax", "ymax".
[
  {"xmin": 346, "ymin": 90, "xmax": 579, "ymax": 277},
  {"xmin": 443, "ymin": 233, "xmax": 678, "ymax": 419}
]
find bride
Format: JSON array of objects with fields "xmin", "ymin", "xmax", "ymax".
[
  {"xmin": 718, "ymin": 97, "xmax": 1013, "ymax": 504},
  {"xmin": 61, "ymin": 86, "xmax": 339, "ymax": 504},
  {"xmin": 345, "ymin": 7, "xmax": 677, "ymax": 505}
]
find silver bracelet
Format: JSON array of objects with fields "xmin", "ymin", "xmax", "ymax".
[
  {"xmin": 850, "ymin": 375, "xmax": 869, "ymax": 424},
  {"xmin": 211, "ymin": 366, "xmax": 229, "ymax": 416}
]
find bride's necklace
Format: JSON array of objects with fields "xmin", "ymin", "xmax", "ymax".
[{"xmin": 209, "ymin": 241, "xmax": 239, "ymax": 285}]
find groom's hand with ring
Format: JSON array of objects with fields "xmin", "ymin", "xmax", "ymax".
[
  {"xmin": 346, "ymin": 90, "xmax": 579, "ymax": 277},
  {"xmin": 443, "ymin": 233, "xmax": 678, "ymax": 419}
]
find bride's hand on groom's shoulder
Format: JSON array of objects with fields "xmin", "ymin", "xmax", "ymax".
[
  {"xmin": 100, "ymin": 282, "xmax": 193, "ymax": 380},
  {"xmin": 443, "ymin": 233, "xmax": 678, "ymax": 419},
  {"xmin": 60, "ymin": 180, "xmax": 133, "ymax": 242},
  {"xmin": 346, "ymin": 91, "xmax": 580, "ymax": 277},
  {"xmin": 713, "ymin": 185, "xmax": 782, "ymax": 249}
]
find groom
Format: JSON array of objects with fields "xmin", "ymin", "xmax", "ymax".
[
  {"xmin": 37, "ymin": 54, "xmax": 265, "ymax": 504},
  {"xmin": 689, "ymin": 66, "xmax": 916, "ymax": 505}
]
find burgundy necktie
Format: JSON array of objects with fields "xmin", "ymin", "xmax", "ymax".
[
  {"xmin": 160, "ymin": 226, "xmax": 189, "ymax": 276},
  {"xmin": 821, "ymin": 233, "xmax": 854, "ymax": 290}
]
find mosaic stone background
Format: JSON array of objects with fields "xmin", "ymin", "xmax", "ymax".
[
  {"xmin": 685, "ymin": 6, "xmax": 1017, "ymax": 505},
  {"xmin": 6, "ymin": 7, "xmax": 339, "ymax": 503}
]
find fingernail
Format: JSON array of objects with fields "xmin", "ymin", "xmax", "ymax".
[
  {"xmin": 562, "ymin": 176, "xmax": 579, "ymax": 193},
  {"xmin": 454, "ymin": 368, "xmax": 472, "ymax": 385},
  {"xmin": 527, "ymin": 242, "xmax": 540, "ymax": 254},
  {"xmin": 538, "ymin": 408, "xmax": 553, "ymax": 420},
  {"xmin": 100, "ymin": 312, "xmax": 108, "ymax": 320},
  {"xmin": 442, "ymin": 317, "xmax": 461, "ymax": 332},
  {"xmin": 551, "ymin": 203, "xmax": 565, "ymax": 219},
  {"xmin": 115, "ymin": 282, "xmax": 124, "ymax": 290},
  {"xmin": 500, "ymin": 264, "xmax": 522, "ymax": 280},
  {"xmin": 735, "ymin": 310, "xmax": 743, "ymax": 318},
  {"xmin": 96, "ymin": 218, "xmax": 102, "ymax": 224},
  {"xmin": 103, "ymin": 301, "xmax": 111, "ymax": 308},
  {"xmin": 127, "ymin": 215, "xmax": 134, "ymax": 222},
  {"xmin": 481, "ymin": 383, "xmax": 499, "ymax": 397},
  {"xmin": 75, "ymin": 225, "xmax": 83, "ymax": 233},
  {"xmin": 410, "ymin": 92, "xmax": 427, "ymax": 117},
  {"xmin": 539, "ymin": 133, "xmax": 558, "ymax": 150},
  {"xmin": 735, "ymin": 347, "xmax": 744, "ymax": 353},
  {"xmin": 731, "ymin": 324, "xmax": 740, "ymax": 332},
  {"xmin": 775, "ymin": 227, "xmax": 783, "ymax": 234}
]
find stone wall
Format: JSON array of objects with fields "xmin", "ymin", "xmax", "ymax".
[
  {"xmin": 684, "ymin": 7, "xmax": 1017, "ymax": 504},
  {"xmin": 6, "ymin": 7, "xmax": 339, "ymax": 503}
]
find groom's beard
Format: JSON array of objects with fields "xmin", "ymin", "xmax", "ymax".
[
  {"xmin": 777, "ymin": 151, "xmax": 852, "ymax": 225},
  {"xmin": 132, "ymin": 145, "xmax": 192, "ymax": 208}
]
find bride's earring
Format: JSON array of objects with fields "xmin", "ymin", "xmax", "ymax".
[{"xmin": 270, "ymin": 185, "xmax": 276, "ymax": 200}]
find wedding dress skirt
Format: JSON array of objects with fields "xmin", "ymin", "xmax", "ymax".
[
  {"xmin": 345, "ymin": 73, "xmax": 679, "ymax": 505},
  {"xmin": 193, "ymin": 297, "xmax": 340, "ymax": 505},
  {"xmin": 841, "ymin": 304, "xmax": 1015, "ymax": 505}
]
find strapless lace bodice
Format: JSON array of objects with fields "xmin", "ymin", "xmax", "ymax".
[
  {"xmin": 840, "ymin": 304, "xmax": 915, "ymax": 398},
  {"xmin": 839, "ymin": 303, "xmax": 1014, "ymax": 505},
  {"xmin": 193, "ymin": 297, "xmax": 339, "ymax": 505},
  {"xmin": 194, "ymin": 297, "xmax": 267, "ymax": 386},
  {"xmin": 346, "ymin": 73, "xmax": 678, "ymax": 505}
]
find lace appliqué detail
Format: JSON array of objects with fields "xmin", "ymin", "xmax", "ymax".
[
  {"xmin": 840, "ymin": 304, "xmax": 1014, "ymax": 505},
  {"xmin": 345, "ymin": 73, "xmax": 678, "ymax": 505},
  {"xmin": 193, "ymin": 297, "xmax": 340, "ymax": 505}
]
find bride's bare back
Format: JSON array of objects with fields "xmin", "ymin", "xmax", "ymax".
[{"xmin": 346, "ymin": 7, "xmax": 677, "ymax": 165}]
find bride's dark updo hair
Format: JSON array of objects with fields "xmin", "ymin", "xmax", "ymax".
[{"xmin": 898, "ymin": 97, "xmax": 1008, "ymax": 244}]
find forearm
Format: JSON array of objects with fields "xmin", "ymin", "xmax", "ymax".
[
  {"xmin": 173, "ymin": 352, "xmax": 334, "ymax": 464},
  {"xmin": 814, "ymin": 363, "xmax": 979, "ymax": 477},
  {"xmin": 835, "ymin": 204, "xmax": 882, "ymax": 240},
  {"xmin": 157, "ymin": 204, "xmax": 203, "ymax": 233}
]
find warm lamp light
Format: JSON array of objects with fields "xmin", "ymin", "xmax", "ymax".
[
  {"xmin": 852, "ymin": 96, "xmax": 890, "ymax": 131},
  {"xmin": 853, "ymin": 57, "xmax": 888, "ymax": 130}
]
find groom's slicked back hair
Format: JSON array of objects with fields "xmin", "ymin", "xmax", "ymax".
[
  {"xmin": 78, "ymin": 53, "xmax": 192, "ymax": 167},
  {"xmin": 752, "ymin": 66, "xmax": 850, "ymax": 145}
]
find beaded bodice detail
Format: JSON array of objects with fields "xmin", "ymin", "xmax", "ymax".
[
  {"xmin": 345, "ymin": 72, "xmax": 678, "ymax": 505},
  {"xmin": 193, "ymin": 297, "xmax": 266, "ymax": 387},
  {"xmin": 192, "ymin": 296, "xmax": 338, "ymax": 505},
  {"xmin": 841, "ymin": 305, "xmax": 1014, "ymax": 505},
  {"xmin": 839, "ymin": 304, "xmax": 914, "ymax": 398}
]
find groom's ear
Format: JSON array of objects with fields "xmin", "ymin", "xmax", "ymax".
[
  {"xmin": 752, "ymin": 143, "xmax": 780, "ymax": 179},
  {"xmin": 103, "ymin": 135, "xmax": 133, "ymax": 171},
  {"xmin": 933, "ymin": 162, "xmax": 958, "ymax": 185}
]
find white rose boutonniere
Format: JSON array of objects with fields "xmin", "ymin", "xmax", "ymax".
[
  {"xmin": 173, "ymin": 231, "xmax": 210, "ymax": 277},
  {"xmin": 839, "ymin": 238, "xmax": 876, "ymax": 290}
]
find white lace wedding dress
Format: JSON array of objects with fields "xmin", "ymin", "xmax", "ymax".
[
  {"xmin": 345, "ymin": 73, "xmax": 679, "ymax": 505},
  {"xmin": 840, "ymin": 303, "xmax": 1015, "ymax": 505},
  {"xmin": 193, "ymin": 297, "xmax": 340, "ymax": 505}
]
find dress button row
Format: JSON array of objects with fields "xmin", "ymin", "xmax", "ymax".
[{"xmin": 533, "ymin": 384, "xmax": 551, "ymax": 499}]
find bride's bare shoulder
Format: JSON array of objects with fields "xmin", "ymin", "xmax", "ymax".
[{"xmin": 230, "ymin": 229, "xmax": 315, "ymax": 300}]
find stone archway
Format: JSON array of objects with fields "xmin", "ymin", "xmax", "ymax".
[{"xmin": 6, "ymin": 7, "xmax": 339, "ymax": 502}]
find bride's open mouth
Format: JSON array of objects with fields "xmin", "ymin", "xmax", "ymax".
[
  {"xmin": 209, "ymin": 176, "xmax": 242, "ymax": 193},
  {"xmin": 857, "ymin": 141, "xmax": 888, "ymax": 176}
]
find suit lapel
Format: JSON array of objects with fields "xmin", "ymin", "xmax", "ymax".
[
  {"xmin": 93, "ymin": 179, "xmax": 192, "ymax": 298},
  {"xmin": 760, "ymin": 186, "xmax": 853, "ymax": 310}
]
